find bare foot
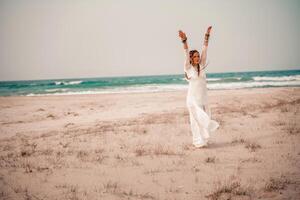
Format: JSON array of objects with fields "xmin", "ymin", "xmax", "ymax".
[{"xmin": 193, "ymin": 142, "xmax": 209, "ymax": 149}]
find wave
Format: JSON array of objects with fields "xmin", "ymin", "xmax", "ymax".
[
  {"xmin": 10, "ymin": 75, "xmax": 298, "ymax": 90},
  {"xmin": 25, "ymin": 84, "xmax": 188, "ymax": 96},
  {"xmin": 208, "ymin": 76, "xmax": 300, "ymax": 82},
  {"xmin": 24, "ymin": 80, "xmax": 300, "ymax": 96},
  {"xmin": 54, "ymin": 80, "xmax": 83, "ymax": 85},
  {"xmin": 45, "ymin": 88, "xmax": 69, "ymax": 92},
  {"xmin": 208, "ymin": 80, "xmax": 300, "ymax": 90},
  {"xmin": 253, "ymin": 75, "xmax": 300, "ymax": 81},
  {"xmin": 207, "ymin": 78, "xmax": 222, "ymax": 81},
  {"xmin": 207, "ymin": 77, "xmax": 250, "ymax": 82}
]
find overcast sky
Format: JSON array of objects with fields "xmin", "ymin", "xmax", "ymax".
[{"xmin": 0, "ymin": 0, "xmax": 299, "ymax": 81}]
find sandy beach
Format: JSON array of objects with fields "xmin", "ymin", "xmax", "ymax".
[{"xmin": 0, "ymin": 87, "xmax": 299, "ymax": 200}]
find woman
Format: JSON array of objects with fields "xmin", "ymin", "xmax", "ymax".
[{"xmin": 178, "ymin": 26, "xmax": 219, "ymax": 148}]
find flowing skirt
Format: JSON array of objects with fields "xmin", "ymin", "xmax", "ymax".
[{"xmin": 187, "ymin": 101, "xmax": 219, "ymax": 147}]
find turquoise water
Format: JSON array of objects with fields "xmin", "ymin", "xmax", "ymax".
[{"xmin": 0, "ymin": 69, "xmax": 299, "ymax": 96}]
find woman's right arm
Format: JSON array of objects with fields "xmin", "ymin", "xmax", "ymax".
[{"xmin": 178, "ymin": 30, "xmax": 191, "ymax": 71}]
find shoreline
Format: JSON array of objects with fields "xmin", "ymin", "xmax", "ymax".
[{"xmin": 1, "ymin": 85, "xmax": 299, "ymax": 98}]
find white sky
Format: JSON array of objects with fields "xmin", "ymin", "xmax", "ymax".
[{"xmin": 0, "ymin": 0, "xmax": 300, "ymax": 81}]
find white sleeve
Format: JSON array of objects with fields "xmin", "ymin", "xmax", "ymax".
[
  {"xmin": 185, "ymin": 66, "xmax": 197, "ymax": 79},
  {"xmin": 184, "ymin": 48, "xmax": 191, "ymax": 72},
  {"xmin": 200, "ymin": 45, "xmax": 208, "ymax": 66}
]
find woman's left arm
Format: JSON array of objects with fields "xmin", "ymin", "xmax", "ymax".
[
  {"xmin": 200, "ymin": 45, "xmax": 208, "ymax": 67},
  {"xmin": 200, "ymin": 26, "xmax": 212, "ymax": 66}
]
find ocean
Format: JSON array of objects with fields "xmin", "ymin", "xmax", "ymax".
[{"xmin": 0, "ymin": 69, "xmax": 299, "ymax": 96}]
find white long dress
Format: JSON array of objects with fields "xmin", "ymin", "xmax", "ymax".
[{"xmin": 184, "ymin": 46, "xmax": 219, "ymax": 147}]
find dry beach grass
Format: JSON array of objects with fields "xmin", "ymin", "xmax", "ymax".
[{"xmin": 0, "ymin": 87, "xmax": 299, "ymax": 199}]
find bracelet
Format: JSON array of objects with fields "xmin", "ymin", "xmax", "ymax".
[
  {"xmin": 205, "ymin": 34, "xmax": 210, "ymax": 40},
  {"xmin": 182, "ymin": 38, "xmax": 187, "ymax": 43}
]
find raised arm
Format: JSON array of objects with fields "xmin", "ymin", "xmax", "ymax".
[
  {"xmin": 178, "ymin": 30, "xmax": 191, "ymax": 71},
  {"xmin": 200, "ymin": 26, "xmax": 212, "ymax": 66}
]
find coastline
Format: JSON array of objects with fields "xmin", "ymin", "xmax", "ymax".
[{"xmin": 0, "ymin": 86, "xmax": 299, "ymax": 199}]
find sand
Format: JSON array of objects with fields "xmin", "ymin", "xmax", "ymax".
[{"xmin": 0, "ymin": 87, "xmax": 299, "ymax": 200}]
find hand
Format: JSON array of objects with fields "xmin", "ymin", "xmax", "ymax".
[
  {"xmin": 204, "ymin": 26, "xmax": 212, "ymax": 46},
  {"xmin": 178, "ymin": 30, "xmax": 187, "ymax": 41},
  {"xmin": 206, "ymin": 26, "xmax": 212, "ymax": 35}
]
